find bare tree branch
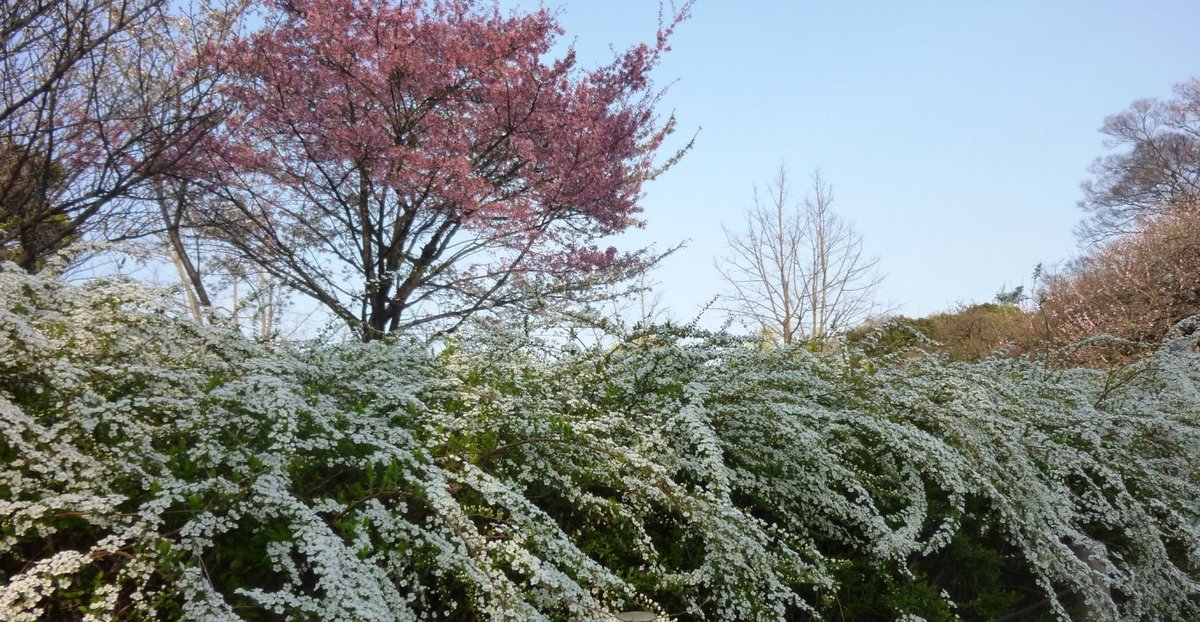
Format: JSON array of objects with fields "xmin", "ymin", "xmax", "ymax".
[{"xmin": 717, "ymin": 166, "xmax": 883, "ymax": 345}]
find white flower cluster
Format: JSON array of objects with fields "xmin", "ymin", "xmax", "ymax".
[{"xmin": 0, "ymin": 267, "xmax": 1198, "ymax": 620}]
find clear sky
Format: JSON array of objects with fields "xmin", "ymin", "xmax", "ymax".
[{"xmin": 504, "ymin": 0, "xmax": 1200, "ymax": 325}]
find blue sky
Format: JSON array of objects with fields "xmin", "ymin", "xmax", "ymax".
[{"xmin": 505, "ymin": 0, "xmax": 1200, "ymax": 324}]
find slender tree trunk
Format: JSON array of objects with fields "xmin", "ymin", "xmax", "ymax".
[{"xmin": 157, "ymin": 182, "xmax": 212, "ymax": 324}]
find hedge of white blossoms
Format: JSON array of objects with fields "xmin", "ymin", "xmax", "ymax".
[{"xmin": 1, "ymin": 266, "xmax": 1198, "ymax": 621}]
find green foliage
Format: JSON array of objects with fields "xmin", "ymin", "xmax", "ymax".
[
  {"xmin": 849, "ymin": 303, "xmax": 1031, "ymax": 362},
  {"xmin": 0, "ymin": 141, "xmax": 71, "ymax": 271}
]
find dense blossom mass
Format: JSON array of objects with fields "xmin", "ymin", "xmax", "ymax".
[
  {"xmin": 184, "ymin": 0, "xmax": 688, "ymax": 338},
  {"xmin": 1, "ymin": 269, "xmax": 1197, "ymax": 620},
  {"xmin": 2, "ymin": 0, "xmax": 1200, "ymax": 618}
]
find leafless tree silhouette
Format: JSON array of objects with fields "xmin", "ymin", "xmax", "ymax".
[{"xmin": 717, "ymin": 166, "xmax": 883, "ymax": 345}]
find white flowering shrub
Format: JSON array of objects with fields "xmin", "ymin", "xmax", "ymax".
[{"xmin": 1, "ymin": 267, "xmax": 1198, "ymax": 620}]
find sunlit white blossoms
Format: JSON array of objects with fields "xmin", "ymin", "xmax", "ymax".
[{"xmin": 0, "ymin": 266, "xmax": 1197, "ymax": 620}]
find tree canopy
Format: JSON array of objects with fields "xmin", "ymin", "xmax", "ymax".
[
  {"xmin": 184, "ymin": 0, "xmax": 691, "ymax": 339},
  {"xmin": 1079, "ymin": 78, "xmax": 1200, "ymax": 241},
  {"xmin": 0, "ymin": 0, "xmax": 231, "ymax": 270},
  {"xmin": 1, "ymin": 4, "xmax": 1199, "ymax": 619}
]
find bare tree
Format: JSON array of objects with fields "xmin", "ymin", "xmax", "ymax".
[
  {"xmin": 141, "ymin": 1, "xmax": 260, "ymax": 329},
  {"xmin": 0, "ymin": 0, "xmax": 234, "ymax": 271},
  {"xmin": 717, "ymin": 166, "xmax": 883, "ymax": 345},
  {"xmin": 610, "ymin": 269, "xmax": 673, "ymax": 329},
  {"xmin": 717, "ymin": 166, "xmax": 806, "ymax": 345},
  {"xmin": 1078, "ymin": 77, "xmax": 1200, "ymax": 242}
]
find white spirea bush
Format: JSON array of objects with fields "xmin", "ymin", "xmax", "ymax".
[{"xmin": 0, "ymin": 266, "xmax": 1198, "ymax": 620}]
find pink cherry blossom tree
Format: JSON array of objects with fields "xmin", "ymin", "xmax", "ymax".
[
  {"xmin": 1035, "ymin": 197, "xmax": 1200, "ymax": 366},
  {"xmin": 188, "ymin": 0, "xmax": 692, "ymax": 339}
]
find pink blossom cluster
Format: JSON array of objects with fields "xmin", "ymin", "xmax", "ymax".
[{"xmin": 200, "ymin": 0, "xmax": 685, "ymax": 249}]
